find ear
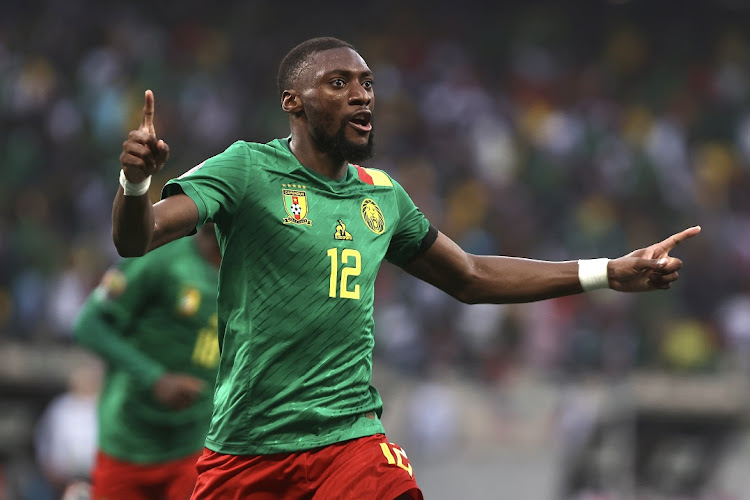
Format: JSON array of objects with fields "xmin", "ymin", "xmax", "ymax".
[{"xmin": 281, "ymin": 90, "xmax": 302, "ymax": 114}]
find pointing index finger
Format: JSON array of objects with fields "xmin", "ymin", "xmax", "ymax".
[
  {"xmin": 659, "ymin": 225, "xmax": 702, "ymax": 253},
  {"xmin": 140, "ymin": 89, "xmax": 156, "ymax": 135}
]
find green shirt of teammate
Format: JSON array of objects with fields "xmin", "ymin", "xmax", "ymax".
[{"xmin": 74, "ymin": 235, "xmax": 220, "ymax": 463}]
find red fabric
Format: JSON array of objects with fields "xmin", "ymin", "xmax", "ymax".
[
  {"xmin": 91, "ymin": 450, "xmax": 201, "ymax": 500},
  {"xmin": 355, "ymin": 165, "xmax": 374, "ymax": 185},
  {"xmin": 191, "ymin": 434, "xmax": 422, "ymax": 499}
]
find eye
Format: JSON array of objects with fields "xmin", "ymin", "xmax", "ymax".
[
  {"xmin": 331, "ymin": 78, "xmax": 345, "ymax": 88},
  {"xmin": 363, "ymin": 80, "xmax": 374, "ymax": 90}
]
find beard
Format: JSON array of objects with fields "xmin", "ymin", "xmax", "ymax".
[{"xmin": 309, "ymin": 114, "xmax": 375, "ymax": 164}]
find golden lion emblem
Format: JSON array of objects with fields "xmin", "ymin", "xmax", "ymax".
[{"xmin": 361, "ymin": 199, "xmax": 385, "ymax": 234}]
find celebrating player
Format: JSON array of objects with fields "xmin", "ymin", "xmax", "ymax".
[
  {"xmin": 112, "ymin": 37, "xmax": 700, "ymax": 499},
  {"xmin": 73, "ymin": 224, "xmax": 221, "ymax": 500}
]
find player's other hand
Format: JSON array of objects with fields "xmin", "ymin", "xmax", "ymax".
[
  {"xmin": 153, "ymin": 372, "xmax": 205, "ymax": 410},
  {"xmin": 120, "ymin": 89, "xmax": 170, "ymax": 183},
  {"xmin": 607, "ymin": 226, "xmax": 701, "ymax": 292}
]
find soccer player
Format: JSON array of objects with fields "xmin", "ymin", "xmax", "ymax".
[
  {"xmin": 112, "ymin": 37, "xmax": 700, "ymax": 500},
  {"xmin": 73, "ymin": 223, "xmax": 221, "ymax": 500}
]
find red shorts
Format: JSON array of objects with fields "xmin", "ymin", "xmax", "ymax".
[
  {"xmin": 191, "ymin": 434, "xmax": 423, "ymax": 500},
  {"xmin": 91, "ymin": 449, "xmax": 202, "ymax": 500}
]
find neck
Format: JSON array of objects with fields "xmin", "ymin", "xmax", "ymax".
[{"xmin": 288, "ymin": 134, "xmax": 348, "ymax": 180}]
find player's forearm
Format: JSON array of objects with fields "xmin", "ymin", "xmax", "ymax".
[
  {"xmin": 405, "ymin": 233, "xmax": 589, "ymax": 303},
  {"xmin": 73, "ymin": 304, "xmax": 166, "ymax": 386},
  {"xmin": 455, "ymin": 256, "xmax": 584, "ymax": 304},
  {"xmin": 112, "ymin": 188, "xmax": 155, "ymax": 256}
]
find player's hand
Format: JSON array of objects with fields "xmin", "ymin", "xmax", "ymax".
[
  {"xmin": 607, "ymin": 226, "xmax": 701, "ymax": 292},
  {"xmin": 152, "ymin": 372, "xmax": 205, "ymax": 410},
  {"xmin": 119, "ymin": 89, "xmax": 170, "ymax": 183}
]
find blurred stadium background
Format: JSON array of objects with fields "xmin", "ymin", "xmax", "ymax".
[{"xmin": 2, "ymin": 0, "xmax": 750, "ymax": 498}]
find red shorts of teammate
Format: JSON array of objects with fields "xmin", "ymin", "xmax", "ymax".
[
  {"xmin": 91, "ymin": 449, "xmax": 202, "ymax": 500},
  {"xmin": 191, "ymin": 433, "xmax": 423, "ymax": 499}
]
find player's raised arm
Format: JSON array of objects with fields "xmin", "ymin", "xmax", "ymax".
[
  {"xmin": 113, "ymin": 90, "xmax": 198, "ymax": 256},
  {"xmin": 402, "ymin": 226, "xmax": 701, "ymax": 304}
]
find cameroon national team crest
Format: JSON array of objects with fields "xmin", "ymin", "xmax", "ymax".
[
  {"xmin": 282, "ymin": 187, "xmax": 312, "ymax": 226},
  {"xmin": 361, "ymin": 198, "xmax": 385, "ymax": 234}
]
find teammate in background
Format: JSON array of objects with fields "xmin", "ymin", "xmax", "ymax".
[
  {"xmin": 73, "ymin": 224, "xmax": 221, "ymax": 500},
  {"xmin": 112, "ymin": 37, "xmax": 700, "ymax": 500}
]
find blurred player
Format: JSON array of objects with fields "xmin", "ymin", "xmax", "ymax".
[
  {"xmin": 112, "ymin": 37, "xmax": 700, "ymax": 499},
  {"xmin": 73, "ymin": 224, "xmax": 221, "ymax": 500},
  {"xmin": 34, "ymin": 359, "xmax": 100, "ymax": 499}
]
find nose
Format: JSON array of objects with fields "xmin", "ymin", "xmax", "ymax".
[{"xmin": 349, "ymin": 84, "xmax": 371, "ymax": 106}]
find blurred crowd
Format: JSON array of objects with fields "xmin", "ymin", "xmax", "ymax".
[
  {"xmin": 3, "ymin": 0, "xmax": 748, "ymax": 375},
  {"xmin": 2, "ymin": 0, "xmax": 750, "ymax": 496}
]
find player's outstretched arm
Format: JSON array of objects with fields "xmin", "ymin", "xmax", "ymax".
[
  {"xmin": 113, "ymin": 90, "xmax": 198, "ymax": 256},
  {"xmin": 402, "ymin": 226, "xmax": 701, "ymax": 304}
]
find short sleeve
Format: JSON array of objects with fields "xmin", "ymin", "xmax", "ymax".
[
  {"xmin": 385, "ymin": 178, "xmax": 431, "ymax": 267},
  {"xmin": 162, "ymin": 141, "xmax": 252, "ymax": 228}
]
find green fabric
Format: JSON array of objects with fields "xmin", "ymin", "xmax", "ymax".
[
  {"xmin": 162, "ymin": 138, "xmax": 430, "ymax": 454},
  {"xmin": 73, "ymin": 236, "xmax": 219, "ymax": 463}
]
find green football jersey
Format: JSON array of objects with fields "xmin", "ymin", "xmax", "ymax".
[
  {"xmin": 163, "ymin": 138, "xmax": 431, "ymax": 454},
  {"xmin": 74, "ymin": 236, "xmax": 220, "ymax": 463}
]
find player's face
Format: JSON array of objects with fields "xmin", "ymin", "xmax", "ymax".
[{"xmin": 301, "ymin": 47, "xmax": 375, "ymax": 163}]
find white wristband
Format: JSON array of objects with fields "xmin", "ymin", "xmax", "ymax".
[
  {"xmin": 119, "ymin": 169, "xmax": 152, "ymax": 196},
  {"xmin": 578, "ymin": 258, "xmax": 610, "ymax": 292}
]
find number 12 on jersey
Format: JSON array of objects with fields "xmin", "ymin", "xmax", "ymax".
[{"xmin": 327, "ymin": 248, "xmax": 361, "ymax": 300}]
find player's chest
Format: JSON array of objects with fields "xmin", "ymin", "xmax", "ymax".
[{"xmin": 249, "ymin": 181, "xmax": 396, "ymax": 250}]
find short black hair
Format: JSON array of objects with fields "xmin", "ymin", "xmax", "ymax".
[{"xmin": 277, "ymin": 37, "xmax": 356, "ymax": 97}]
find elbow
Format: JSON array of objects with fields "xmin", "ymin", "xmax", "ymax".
[
  {"xmin": 116, "ymin": 246, "xmax": 147, "ymax": 258},
  {"xmin": 112, "ymin": 234, "xmax": 148, "ymax": 257},
  {"xmin": 452, "ymin": 287, "xmax": 482, "ymax": 305},
  {"xmin": 446, "ymin": 268, "xmax": 483, "ymax": 305},
  {"xmin": 444, "ymin": 258, "xmax": 508, "ymax": 305}
]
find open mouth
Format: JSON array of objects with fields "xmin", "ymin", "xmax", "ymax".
[{"xmin": 349, "ymin": 111, "xmax": 372, "ymax": 132}]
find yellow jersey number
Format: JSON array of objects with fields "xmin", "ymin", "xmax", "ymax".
[
  {"xmin": 191, "ymin": 313, "xmax": 219, "ymax": 369},
  {"xmin": 327, "ymin": 248, "xmax": 361, "ymax": 300}
]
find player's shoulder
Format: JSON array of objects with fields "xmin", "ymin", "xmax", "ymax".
[
  {"xmin": 352, "ymin": 165, "xmax": 395, "ymax": 188},
  {"xmin": 227, "ymin": 137, "xmax": 291, "ymax": 154},
  {"xmin": 226, "ymin": 138, "xmax": 296, "ymax": 169},
  {"xmin": 204, "ymin": 138, "xmax": 284, "ymax": 162}
]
